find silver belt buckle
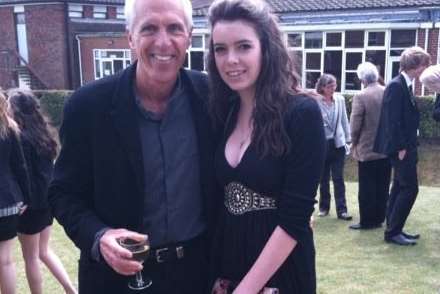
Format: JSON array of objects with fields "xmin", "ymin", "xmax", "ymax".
[{"xmin": 155, "ymin": 247, "xmax": 168, "ymax": 263}]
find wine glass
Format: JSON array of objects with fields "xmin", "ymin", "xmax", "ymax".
[{"xmin": 118, "ymin": 237, "xmax": 152, "ymax": 290}]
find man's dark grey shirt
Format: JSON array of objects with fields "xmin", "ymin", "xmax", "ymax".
[{"xmin": 134, "ymin": 76, "xmax": 205, "ymax": 247}]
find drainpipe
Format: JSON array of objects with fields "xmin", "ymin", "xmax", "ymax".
[{"xmin": 75, "ymin": 34, "xmax": 83, "ymax": 86}]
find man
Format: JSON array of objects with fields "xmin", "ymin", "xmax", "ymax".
[
  {"xmin": 420, "ymin": 64, "xmax": 440, "ymax": 122},
  {"xmin": 349, "ymin": 62, "xmax": 391, "ymax": 230},
  {"xmin": 374, "ymin": 47, "xmax": 431, "ymax": 246},
  {"xmin": 48, "ymin": 0, "xmax": 218, "ymax": 293}
]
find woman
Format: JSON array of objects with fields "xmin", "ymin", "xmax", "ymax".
[
  {"xmin": 349, "ymin": 62, "xmax": 391, "ymax": 230},
  {"xmin": 315, "ymin": 74, "xmax": 352, "ymax": 221},
  {"xmin": 0, "ymin": 90, "xmax": 29, "ymax": 294},
  {"xmin": 207, "ymin": 0, "xmax": 326, "ymax": 293},
  {"xmin": 8, "ymin": 89, "xmax": 77, "ymax": 294}
]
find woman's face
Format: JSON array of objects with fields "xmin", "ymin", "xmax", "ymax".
[
  {"xmin": 322, "ymin": 81, "xmax": 337, "ymax": 98},
  {"xmin": 212, "ymin": 19, "xmax": 262, "ymax": 99}
]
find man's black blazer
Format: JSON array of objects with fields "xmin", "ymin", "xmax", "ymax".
[
  {"xmin": 374, "ymin": 74, "xmax": 420, "ymax": 155},
  {"xmin": 48, "ymin": 63, "xmax": 219, "ymax": 289}
]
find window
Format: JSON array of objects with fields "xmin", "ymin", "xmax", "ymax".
[
  {"xmin": 345, "ymin": 31, "xmax": 364, "ymax": 48},
  {"xmin": 68, "ymin": 4, "xmax": 83, "ymax": 18},
  {"xmin": 305, "ymin": 32, "xmax": 323, "ymax": 49},
  {"xmin": 391, "ymin": 30, "xmax": 416, "ymax": 48},
  {"xmin": 305, "ymin": 52, "xmax": 321, "ymax": 88},
  {"xmin": 345, "ymin": 52, "xmax": 363, "ymax": 90},
  {"xmin": 94, "ymin": 49, "xmax": 131, "ymax": 79},
  {"xmin": 324, "ymin": 51, "xmax": 342, "ymax": 91},
  {"xmin": 185, "ymin": 35, "xmax": 208, "ymax": 71},
  {"xmin": 93, "ymin": 5, "xmax": 107, "ymax": 19},
  {"xmin": 116, "ymin": 6, "xmax": 125, "ymax": 20},
  {"xmin": 326, "ymin": 32, "xmax": 342, "ymax": 47},
  {"xmin": 368, "ymin": 32, "xmax": 385, "ymax": 46},
  {"xmin": 287, "ymin": 33, "xmax": 302, "ymax": 48}
]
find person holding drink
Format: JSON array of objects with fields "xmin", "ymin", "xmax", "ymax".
[{"xmin": 48, "ymin": 0, "xmax": 218, "ymax": 293}]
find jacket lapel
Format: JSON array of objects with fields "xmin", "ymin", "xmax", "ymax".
[
  {"xmin": 399, "ymin": 74, "xmax": 417, "ymax": 109},
  {"xmin": 109, "ymin": 63, "xmax": 145, "ymax": 197}
]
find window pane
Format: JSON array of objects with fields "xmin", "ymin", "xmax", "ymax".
[
  {"xmin": 345, "ymin": 31, "xmax": 364, "ymax": 48},
  {"xmin": 113, "ymin": 60, "xmax": 123, "ymax": 73},
  {"xmin": 288, "ymin": 33, "xmax": 302, "ymax": 47},
  {"xmin": 103, "ymin": 61, "xmax": 112, "ymax": 77},
  {"xmin": 391, "ymin": 61, "xmax": 400, "ymax": 79},
  {"xmin": 289, "ymin": 50, "xmax": 303, "ymax": 79},
  {"xmin": 205, "ymin": 34, "xmax": 210, "ymax": 49},
  {"xmin": 191, "ymin": 36, "xmax": 203, "ymax": 48},
  {"xmin": 190, "ymin": 51, "xmax": 204, "ymax": 71},
  {"xmin": 326, "ymin": 33, "xmax": 342, "ymax": 47},
  {"xmin": 109, "ymin": 51, "xmax": 124, "ymax": 58},
  {"xmin": 183, "ymin": 53, "xmax": 189, "ymax": 68},
  {"xmin": 324, "ymin": 51, "xmax": 342, "ymax": 92},
  {"xmin": 346, "ymin": 52, "xmax": 362, "ymax": 70},
  {"xmin": 306, "ymin": 72, "xmax": 321, "ymax": 89},
  {"xmin": 366, "ymin": 50, "xmax": 386, "ymax": 80},
  {"xmin": 305, "ymin": 32, "xmax": 322, "ymax": 49},
  {"xmin": 345, "ymin": 72, "xmax": 361, "ymax": 90},
  {"xmin": 391, "ymin": 30, "xmax": 416, "ymax": 47},
  {"xmin": 368, "ymin": 32, "xmax": 385, "ymax": 46},
  {"xmin": 95, "ymin": 60, "xmax": 101, "ymax": 78},
  {"xmin": 306, "ymin": 52, "xmax": 321, "ymax": 70},
  {"xmin": 390, "ymin": 49, "xmax": 404, "ymax": 57}
]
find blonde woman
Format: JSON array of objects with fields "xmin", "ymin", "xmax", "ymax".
[{"xmin": 0, "ymin": 90, "xmax": 30, "ymax": 294}]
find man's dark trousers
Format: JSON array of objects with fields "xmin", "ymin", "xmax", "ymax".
[
  {"xmin": 358, "ymin": 158, "xmax": 391, "ymax": 227},
  {"xmin": 385, "ymin": 148, "xmax": 418, "ymax": 239}
]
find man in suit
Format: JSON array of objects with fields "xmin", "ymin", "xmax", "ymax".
[
  {"xmin": 374, "ymin": 47, "xmax": 431, "ymax": 246},
  {"xmin": 48, "ymin": 0, "xmax": 218, "ymax": 293},
  {"xmin": 349, "ymin": 62, "xmax": 391, "ymax": 230}
]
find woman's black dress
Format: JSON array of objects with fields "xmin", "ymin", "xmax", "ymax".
[{"xmin": 212, "ymin": 95, "xmax": 326, "ymax": 294}]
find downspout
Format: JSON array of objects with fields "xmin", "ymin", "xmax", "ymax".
[
  {"xmin": 75, "ymin": 34, "xmax": 83, "ymax": 86},
  {"xmin": 64, "ymin": 1, "xmax": 73, "ymax": 89}
]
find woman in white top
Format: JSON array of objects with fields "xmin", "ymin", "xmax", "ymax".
[{"xmin": 315, "ymin": 74, "xmax": 352, "ymax": 221}]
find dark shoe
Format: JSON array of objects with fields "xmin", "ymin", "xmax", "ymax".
[
  {"xmin": 402, "ymin": 232, "xmax": 420, "ymax": 240},
  {"xmin": 337, "ymin": 212, "xmax": 353, "ymax": 221},
  {"xmin": 385, "ymin": 234, "xmax": 417, "ymax": 246},
  {"xmin": 350, "ymin": 223, "xmax": 382, "ymax": 230},
  {"xmin": 349, "ymin": 223, "xmax": 363, "ymax": 230},
  {"xmin": 318, "ymin": 210, "xmax": 329, "ymax": 217}
]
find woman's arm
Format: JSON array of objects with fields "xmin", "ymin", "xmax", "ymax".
[
  {"xmin": 340, "ymin": 96, "xmax": 351, "ymax": 143},
  {"xmin": 234, "ymin": 98, "xmax": 326, "ymax": 294}
]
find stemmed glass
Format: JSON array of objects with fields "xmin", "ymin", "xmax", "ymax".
[{"xmin": 118, "ymin": 237, "xmax": 152, "ymax": 290}]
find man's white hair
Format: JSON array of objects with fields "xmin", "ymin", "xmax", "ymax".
[
  {"xmin": 420, "ymin": 64, "xmax": 440, "ymax": 92},
  {"xmin": 357, "ymin": 62, "xmax": 379, "ymax": 85},
  {"xmin": 124, "ymin": 0, "xmax": 193, "ymax": 32}
]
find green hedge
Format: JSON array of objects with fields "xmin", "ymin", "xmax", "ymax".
[
  {"xmin": 33, "ymin": 90, "xmax": 440, "ymax": 138},
  {"xmin": 343, "ymin": 94, "xmax": 440, "ymax": 139},
  {"xmin": 34, "ymin": 90, "xmax": 72, "ymax": 128}
]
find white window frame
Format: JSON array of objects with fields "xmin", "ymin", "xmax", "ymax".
[
  {"xmin": 68, "ymin": 4, "xmax": 83, "ymax": 18},
  {"xmin": 93, "ymin": 5, "xmax": 107, "ymax": 19},
  {"xmin": 186, "ymin": 34, "xmax": 207, "ymax": 71},
  {"xmin": 93, "ymin": 49, "xmax": 131, "ymax": 80},
  {"xmin": 116, "ymin": 6, "xmax": 125, "ymax": 20}
]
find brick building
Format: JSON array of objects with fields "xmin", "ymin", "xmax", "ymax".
[{"xmin": 0, "ymin": 0, "xmax": 439, "ymax": 95}]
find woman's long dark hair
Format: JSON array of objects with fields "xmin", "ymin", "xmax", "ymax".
[
  {"xmin": 7, "ymin": 89, "xmax": 58, "ymax": 160},
  {"xmin": 207, "ymin": 0, "xmax": 302, "ymax": 157}
]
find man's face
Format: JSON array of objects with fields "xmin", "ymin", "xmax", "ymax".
[{"xmin": 128, "ymin": 0, "xmax": 191, "ymax": 85}]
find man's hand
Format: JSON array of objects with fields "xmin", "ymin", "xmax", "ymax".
[
  {"xmin": 398, "ymin": 149, "xmax": 407, "ymax": 160},
  {"xmin": 99, "ymin": 228, "xmax": 148, "ymax": 275}
]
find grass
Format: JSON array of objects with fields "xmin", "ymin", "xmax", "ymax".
[{"xmin": 11, "ymin": 183, "xmax": 440, "ymax": 293}]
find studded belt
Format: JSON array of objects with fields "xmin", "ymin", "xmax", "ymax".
[{"xmin": 224, "ymin": 182, "xmax": 276, "ymax": 215}]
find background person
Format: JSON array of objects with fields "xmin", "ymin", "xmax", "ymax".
[
  {"xmin": 0, "ymin": 90, "xmax": 30, "ymax": 294},
  {"xmin": 8, "ymin": 89, "xmax": 77, "ymax": 294},
  {"xmin": 420, "ymin": 64, "xmax": 440, "ymax": 122},
  {"xmin": 315, "ymin": 74, "xmax": 352, "ymax": 221},
  {"xmin": 207, "ymin": 0, "xmax": 325, "ymax": 292},
  {"xmin": 349, "ymin": 62, "xmax": 391, "ymax": 230},
  {"xmin": 48, "ymin": 0, "xmax": 217, "ymax": 293},
  {"xmin": 374, "ymin": 46, "xmax": 431, "ymax": 246}
]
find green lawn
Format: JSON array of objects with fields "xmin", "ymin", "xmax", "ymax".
[{"xmin": 12, "ymin": 183, "xmax": 440, "ymax": 293}]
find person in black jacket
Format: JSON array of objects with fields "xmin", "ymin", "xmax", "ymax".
[
  {"xmin": 420, "ymin": 64, "xmax": 440, "ymax": 122},
  {"xmin": 0, "ymin": 90, "xmax": 30, "ymax": 294},
  {"xmin": 8, "ymin": 89, "xmax": 77, "ymax": 294},
  {"xmin": 374, "ymin": 46, "xmax": 431, "ymax": 246},
  {"xmin": 48, "ymin": 0, "xmax": 218, "ymax": 293}
]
